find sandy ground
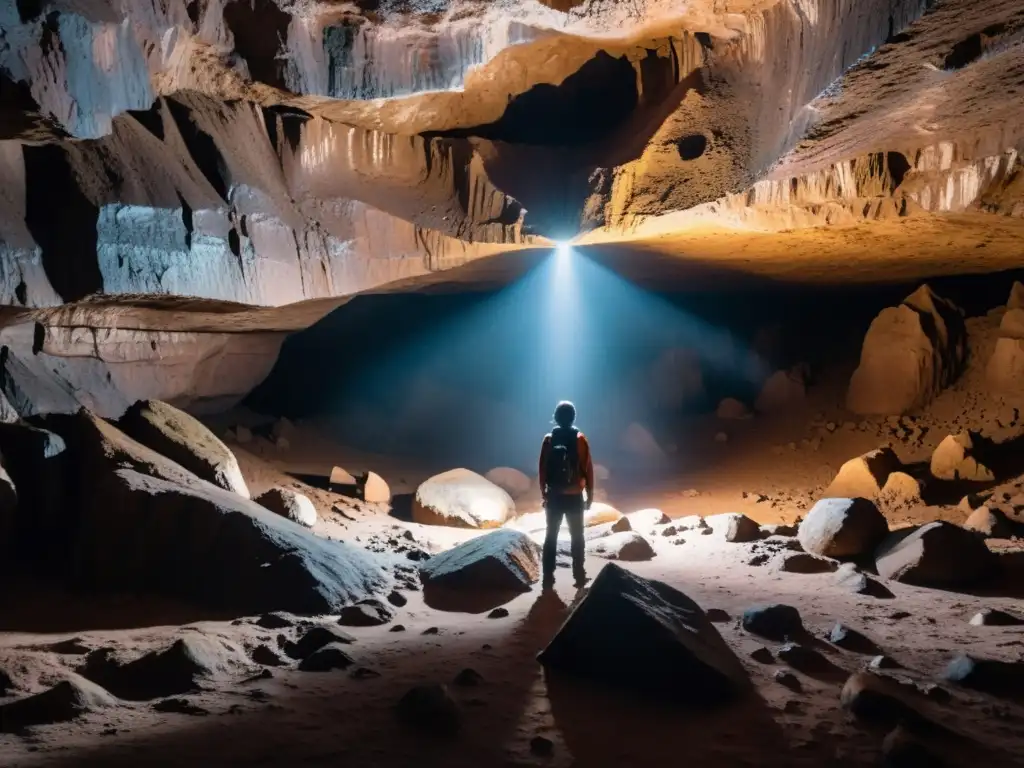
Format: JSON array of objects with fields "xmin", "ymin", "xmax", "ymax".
[{"xmin": 2, "ymin": 313, "xmax": 1024, "ymax": 767}]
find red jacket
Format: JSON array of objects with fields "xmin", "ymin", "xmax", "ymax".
[{"xmin": 539, "ymin": 431, "xmax": 594, "ymax": 500}]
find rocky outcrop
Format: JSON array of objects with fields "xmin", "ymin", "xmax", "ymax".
[
  {"xmin": 847, "ymin": 286, "xmax": 966, "ymax": 415},
  {"xmin": 0, "ymin": 410, "xmax": 391, "ymax": 613},
  {"xmin": 823, "ymin": 447, "xmax": 902, "ymax": 500},
  {"xmin": 118, "ymin": 399, "xmax": 249, "ymax": 497},
  {"xmin": 538, "ymin": 563, "xmax": 747, "ymax": 703},
  {"xmin": 0, "ymin": 674, "xmax": 118, "ymax": 732},
  {"xmin": 412, "ymin": 469, "xmax": 515, "ymax": 528}
]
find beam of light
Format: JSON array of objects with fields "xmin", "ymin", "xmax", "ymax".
[{"xmin": 306, "ymin": 241, "xmax": 771, "ymax": 472}]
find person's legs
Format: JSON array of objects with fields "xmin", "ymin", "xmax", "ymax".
[
  {"xmin": 542, "ymin": 498, "xmax": 566, "ymax": 587},
  {"xmin": 564, "ymin": 495, "xmax": 587, "ymax": 585}
]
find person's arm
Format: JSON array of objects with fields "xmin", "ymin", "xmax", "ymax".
[
  {"xmin": 538, "ymin": 435, "xmax": 550, "ymax": 503},
  {"xmin": 579, "ymin": 433, "xmax": 594, "ymax": 508}
]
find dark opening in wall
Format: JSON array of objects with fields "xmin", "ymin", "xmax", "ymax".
[
  {"xmin": 442, "ymin": 51, "xmax": 639, "ymax": 147},
  {"xmin": 223, "ymin": 0, "xmax": 292, "ymax": 90},
  {"xmin": 677, "ymin": 134, "xmax": 708, "ymax": 161},
  {"xmin": 165, "ymin": 98, "xmax": 228, "ymax": 201},
  {"xmin": 943, "ymin": 33, "xmax": 983, "ymax": 70},
  {"xmin": 886, "ymin": 151, "xmax": 911, "ymax": 189},
  {"xmin": 16, "ymin": 0, "xmax": 42, "ymax": 23}
]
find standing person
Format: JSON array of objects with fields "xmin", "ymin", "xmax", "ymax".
[{"xmin": 538, "ymin": 400, "xmax": 595, "ymax": 589}]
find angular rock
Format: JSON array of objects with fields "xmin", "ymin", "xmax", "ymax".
[
  {"xmin": 969, "ymin": 608, "xmax": 1023, "ymax": 627},
  {"xmin": 412, "ymin": 468, "xmax": 515, "ymax": 528},
  {"xmin": 869, "ymin": 655, "xmax": 901, "ymax": 671},
  {"xmin": 152, "ymin": 697, "xmax": 209, "ymax": 716},
  {"xmin": 829, "ymin": 623, "xmax": 878, "ymax": 654},
  {"xmin": 833, "ymin": 562, "xmax": 891, "ymax": 597},
  {"xmin": 484, "ymin": 467, "xmax": 532, "ymax": 499},
  {"xmin": 329, "ymin": 466, "xmax": 358, "ymax": 489},
  {"xmin": 363, "ymin": 471, "xmax": 391, "ymax": 503},
  {"xmin": 338, "ymin": 599, "xmax": 394, "ymax": 627},
  {"xmin": 298, "ymin": 643, "xmax": 356, "ymax": 672},
  {"xmin": 118, "ymin": 400, "xmax": 249, "ymax": 498},
  {"xmin": 847, "ymin": 285, "xmax": 966, "ymax": 415},
  {"xmin": 255, "ymin": 487, "xmax": 318, "ymax": 528},
  {"xmin": 1008, "ymin": 281, "xmax": 1024, "ymax": 311},
  {"xmin": 80, "ymin": 636, "xmax": 249, "ymax": 701},
  {"xmin": 773, "ymin": 669, "xmax": 801, "ymax": 691},
  {"xmin": 798, "ymin": 497, "xmax": 889, "ymax": 558},
  {"xmin": 588, "ymin": 531, "xmax": 655, "ymax": 562},
  {"xmin": 7, "ymin": 411, "xmax": 390, "ymax": 614},
  {"xmin": 823, "ymin": 447, "xmax": 901, "ymax": 499},
  {"xmin": 610, "ymin": 516, "xmax": 633, "ymax": 533},
  {"xmin": 778, "ymin": 552, "xmax": 838, "ymax": 574},
  {"xmin": 750, "ymin": 646, "xmax": 774, "ymax": 664},
  {"xmin": 584, "ymin": 502, "xmax": 622, "ymax": 527},
  {"xmin": 930, "ymin": 432, "xmax": 994, "ymax": 482},
  {"xmin": 876, "ymin": 522, "xmax": 997, "ymax": 588},
  {"xmin": 419, "ymin": 529, "xmax": 540, "ymax": 592},
  {"xmin": 999, "ymin": 307, "xmax": 1024, "ymax": 338},
  {"xmin": 717, "ymin": 513, "xmax": 761, "ymax": 543},
  {"xmin": 755, "ymin": 369, "xmax": 806, "ymax": 413},
  {"xmin": 396, "ymin": 684, "xmax": 460, "ymax": 735},
  {"xmin": 0, "ymin": 674, "xmax": 118, "ymax": 732},
  {"xmin": 987, "ymin": 337, "xmax": 1024, "ymax": 393},
  {"xmin": 538, "ymin": 563, "xmax": 747, "ymax": 704},
  {"xmin": 716, "ymin": 397, "xmax": 752, "ymax": 420},
  {"xmin": 963, "ymin": 506, "xmax": 1015, "ymax": 539},
  {"xmin": 741, "ymin": 604, "xmax": 803, "ymax": 641},
  {"xmin": 777, "ymin": 643, "xmax": 840, "ymax": 676},
  {"xmin": 284, "ymin": 626, "xmax": 356, "ymax": 661},
  {"xmin": 254, "ymin": 612, "xmax": 295, "ymax": 630},
  {"xmin": 251, "ymin": 644, "xmax": 285, "ymax": 667}
]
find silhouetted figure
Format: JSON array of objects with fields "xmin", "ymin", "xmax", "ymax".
[{"xmin": 539, "ymin": 401, "xmax": 595, "ymax": 589}]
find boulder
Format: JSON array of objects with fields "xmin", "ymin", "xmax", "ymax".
[
  {"xmin": 823, "ymin": 447, "xmax": 901, "ymax": 499},
  {"xmin": 284, "ymin": 626, "xmax": 356, "ymax": 661},
  {"xmin": 298, "ymin": 643, "xmax": 356, "ymax": 672},
  {"xmin": 875, "ymin": 522, "xmax": 997, "ymax": 587},
  {"xmin": 930, "ymin": 432, "xmax": 994, "ymax": 482},
  {"xmin": 716, "ymin": 397, "xmax": 752, "ymax": 420},
  {"xmin": 969, "ymin": 608, "xmax": 1023, "ymax": 627},
  {"xmin": 584, "ymin": 502, "xmax": 622, "ymax": 527},
  {"xmin": 10, "ymin": 410, "xmax": 391, "ymax": 614},
  {"xmin": 118, "ymin": 400, "xmax": 250, "ymax": 498},
  {"xmin": 878, "ymin": 472, "xmax": 923, "ymax": 507},
  {"xmin": 715, "ymin": 513, "xmax": 761, "ymax": 543},
  {"xmin": 537, "ymin": 563, "xmax": 747, "ymax": 704},
  {"xmin": 943, "ymin": 654, "xmax": 1024, "ymax": 697},
  {"xmin": 588, "ymin": 532, "xmax": 655, "ymax": 561},
  {"xmin": 0, "ymin": 674, "xmax": 118, "ymax": 731},
  {"xmin": 828, "ymin": 623, "xmax": 878, "ymax": 654},
  {"xmin": 833, "ymin": 562, "xmax": 888, "ymax": 596},
  {"xmin": 610, "ymin": 517, "xmax": 633, "ymax": 533},
  {"xmin": 741, "ymin": 604, "xmax": 803, "ymax": 641},
  {"xmin": 881, "ymin": 726, "xmax": 942, "ymax": 768},
  {"xmin": 986, "ymin": 337, "xmax": 1024, "ymax": 393},
  {"xmin": 623, "ymin": 508, "xmax": 669, "ymax": 533},
  {"xmin": 798, "ymin": 497, "xmax": 889, "ymax": 558},
  {"xmin": 255, "ymin": 487, "xmax": 318, "ymax": 528},
  {"xmin": 79, "ymin": 636, "xmax": 249, "ymax": 701},
  {"xmin": 755, "ymin": 369, "xmax": 806, "ymax": 413},
  {"xmin": 963, "ymin": 507, "xmax": 1015, "ymax": 538},
  {"xmin": 847, "ymin": 285, "xmax": 965, "ymax": 414},
  {"xmin": 484, "ymin": 467, "xmax": 532, "ymax": 499},
  {"xmin": 329, "ymin": 466, "xmax": 358, "ymax": 488},
  {"xmin": 419, "ymin": 529, "xmax": 540, "ymax": 593},
  {"xmin": 412, "ymin": 469, "xmax": 515, "ymax": 528},
  {"xmin": 363, "ymin": 471, "xmax": 391, "ymax": 503},
  {"xmin": 338, "ymin": 599, "xmax": 394, "ymax": 627},
  {"xmin": 621, "ymin": 422, "xmax": 665, "ymax": 459},
  {"xmin": 840, "ymin": 672, "xmax": 919, "ymax": 725}
]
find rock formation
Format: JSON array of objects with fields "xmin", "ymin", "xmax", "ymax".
[
  {"xmin": 0, "ymin": 0, "xmax": 1018, "ymax": 413},
  {"xmin": 412, "ymin": 468, "xmax": 516, "ymax": 528}
]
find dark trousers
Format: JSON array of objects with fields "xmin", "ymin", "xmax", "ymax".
[{"xmin": 543, "ymin": 493, "xmax": 585, "ymax": 579}]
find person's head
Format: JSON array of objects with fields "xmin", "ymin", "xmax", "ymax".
[{"xmin": 553, "ymin": 400, "xmax": 576, "ymax": 429}]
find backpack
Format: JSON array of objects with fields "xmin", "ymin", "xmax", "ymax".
[{"xmin": 545, "ymin": 427, "xmax": 579, "ymax": 492}]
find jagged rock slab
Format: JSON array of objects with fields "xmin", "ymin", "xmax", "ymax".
[
  {"xmin": 118, "ymin": 399, "xmax": 250, "ymax": 497},
  {"xmin": 538, "ymin": 563, "xmax": 747, "ymax": 704},
  {"xmin": 420, "ymin": 529, "xmax": 540, "ymax": 592},
  {"xmin": 412, "ymin": 468, "xmax": 515, "ymax": 528}
]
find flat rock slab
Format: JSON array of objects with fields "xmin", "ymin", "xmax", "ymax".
[{"xmin": 876, "ymin": 522, "xmax": 997, "ymax": 588}]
